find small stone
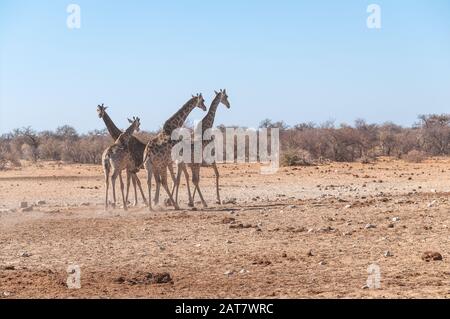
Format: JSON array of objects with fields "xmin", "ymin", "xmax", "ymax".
[
  {"xmin": 222, "ymin": 217, "xmax": 236, "ymax": 224},
  {"xmin": 3, "ymin": 291, "xmax": 11, "ymax": 297},
  {"xmin": 222, "ymin": 198, "xmax": 237, "ymax": 205},
  {"xmin": 307, "ymin": 249, "xmax": 314, "ymax": 257},
  {"xmin": 225, "ymin": 240, "xmax": 233, "ymax": 244},
  {"xmin": 427, "ymin": 200, "xmax": 437, "ymax": 208},
  {"xmin": 20, "ymin": 252, "xmax": 32, "ymax": 258},
  {"xmin": 318, "ymin": 226, "xmax": 334, "ymax": 233},
  {"xmin": 36, "ymin": 200, "xmax": 46, "ymax": 205},
  {"xmin": 387, "ymin": 223, "xmax": 395, "ymax": 228},
  {"xmin": 365, "ymin": 224, "xmax": 376, "ymax": 229},
  {"xmin": 224, "ymin": 270, "xmax": 234, "ymax": 276},
  {"xmin": 392, "ymin": 217, "xmax": 400, "ymax": 222},
  {"xmin": 318, "ymin": 261, "xmax": 327, "ymax": 265},
  {"xmin": 342, "ymin": 231, "xmax": 353, "ymax": 236},
  {"xmin": 21, "ymin": 206, "xmax": 33, "ymax": 212},
  {"xmin": 344, "ymin": 204, "xmax": 352, "ymax": 209},
  {"xmin": 421, "ymin": 251, "xmax": 443, "ymax": 262},
  {"xmin": 361, "ymin": 285, "xmax": 369, "ymax": 290},
  {"xmin": 384, "ymin": 251, "xmax": 393, "ymax": 257},
  {"xmin": 239, "ymin": 269, "xmax": 248, "ymax": 274}
]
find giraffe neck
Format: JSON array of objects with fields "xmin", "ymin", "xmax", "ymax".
[
  {"xmin": 102, "ymin": 112, "xmax": 122, "ymax": 140},
  {"xmin": 124, "ymin": 122, "xmax": 137, "ymax": 136},
  {"xmin": 163, "ymin": 98, "xmax": 197, "ymax": 135},
  {"xmin": 200, "ymin": 94, "xmax": 221, "ymax": 133}
]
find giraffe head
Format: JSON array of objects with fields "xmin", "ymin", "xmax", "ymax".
[
  {"xmin": 116, "ymin": 116, "xmax": 140, "ymax": 145},
  {"xmin": 127, "ymin": 116, "xmax": 141, "ymax": 133},
  {"xmin": 214, "ymin": 89, "xmax": 231, "ymax": 108},
  {"xmin": 192, "ymin": 93, "xmax": 207, "ymax": 111},
  {"xmin": 97, "ymin": 104, "xmax": 108, "ymax": 118}
]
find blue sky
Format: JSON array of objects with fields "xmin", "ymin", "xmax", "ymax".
[{"xmin": 1, "ymin": 0, "xmax": 449, "ymax": 133}]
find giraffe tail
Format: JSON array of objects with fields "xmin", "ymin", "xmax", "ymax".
[
  {"xmin": 142, "ymin": 149, "xmax": 150, "ymax": 167},
  {"xmin": 102, "ymin": 154, "xmax": 111, "ymax": 173}
]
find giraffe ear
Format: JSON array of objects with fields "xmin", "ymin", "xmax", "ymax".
[
  {"xmin": 223, "ymin": 89, "xmax": 227, "ymax": 94},
  {"xmin": 127, "ymin": 118, "xmax": 133, "ymax": 123},
  {"xmin": 214, "ymin": 90, "xmax": 219, "ymax": 95}
]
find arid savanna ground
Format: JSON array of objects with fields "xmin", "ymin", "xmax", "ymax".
[{"xmin": 1, "ymin": 158, "xmax": 449, "ymax": 298}]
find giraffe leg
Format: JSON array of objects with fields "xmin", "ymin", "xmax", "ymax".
[
  {"xmin": 111, "ymin": 171, "xmax": 118, "ymax": 209},
  {"xmin": 183, "ymin": 164, "xmax": 194, "ymax": 207},
  {"xmin": 192, "ymin": 166, "xmax": 207, "ymax": 208},
  {"xmin": 145, "ymin": 159, "xmax": 153, "ymax": 211},
  {"xmin": 134, "ymin": 173, "xmax": 148, "ymax": 206},
  {"xmin": 164, "ymin": 163, "xmax": 176, "ymax": 207},
  {"xmin": 154, "ymin": 170, "xmax": 161, "ymax": 206},
  {"xmin": 160, "ymin": 168, "xmax": 179, "ymax": 210},
  {"xmin": 174, "ymin": 163, "xmax": 183, "ymax": 205},
  {"xmin": 212, "ymin": 162, "xmax": 221, "ymax": 204},
  {"xmin": 104, "ymin": 166, "xmax": 110, "ymax": 210},
  {"xmin": 125, "ymin": 171, "xmax": 131, "ymax": 205},
  {"xmin": 168, "ymin": 163, "xmax": 176, "ymax": 195},
  {"xmin": 192, "ymin": 186, "xmax": 197, "ymax": 202},
  {"xmin": 119, "ymin": 173, "xmax": 127, "ymax": 211},
  {"xmin": 131, "ymin": 173, "xmax": 138, "ymax": 206}
]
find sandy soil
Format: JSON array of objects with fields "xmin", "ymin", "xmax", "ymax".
[{"xmin": 1, "ymin": 158, "xmax": 449, "ymax": 298}]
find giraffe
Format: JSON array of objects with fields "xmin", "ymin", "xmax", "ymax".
[
  {"xmin": 97, "ymin": 104, "xmax": 148, "ymax": 206},
  {"xmin": 143, "ymin": 94, "xmax": 207, "ymax": 211},
  {"xmin": 174, "ymin": 89, "xmax": 230, "ymax": 207},
  {"xmin": 102, "ymin": 117, "xmax": 141, "ymax": 211}
]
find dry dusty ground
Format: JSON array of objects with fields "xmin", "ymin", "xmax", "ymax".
[{"xmin": 0, "ymin": 158, "xmax": 449, "ymax": 298}]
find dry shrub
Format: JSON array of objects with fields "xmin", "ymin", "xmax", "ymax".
[
  {"xmin": 404, "ymin": 150, "xmax": 427, "ymax": 163},
  {"xmin": 38, "ymin": 139, "xmax": 62, "ymax": 161},
  {"xmin": 21, "ymin": 144, "xmax": 38, "ymax": 162},
  {"xmin": 281, "ymin": 148, "xmax": 314, "ymax": 167},
  {"xmin": 0, "ymin": 148, "xmax": 21, "ymax": 170}
]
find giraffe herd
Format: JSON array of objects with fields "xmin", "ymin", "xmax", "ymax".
[{"xmin": 97, "ymin": 90, "xmax": 230, "ymax": 211}]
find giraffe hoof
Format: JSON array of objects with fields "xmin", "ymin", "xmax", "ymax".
[
  {"xmin": 216, "ymin": 200, "xmax": 221, "ymax": 205},
  {"xmin": 188, "ymin": 202, "xmax": 194, "ymax": 207},
  {"xmin": 164, "ymin": 198, "xmax": 172, "ymax": 207}
]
